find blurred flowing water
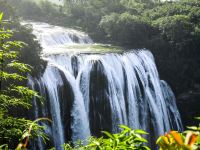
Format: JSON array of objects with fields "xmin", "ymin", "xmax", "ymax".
[{"xmin": 27, "ymin": 22, "xmax": 183, "ymax": 149}]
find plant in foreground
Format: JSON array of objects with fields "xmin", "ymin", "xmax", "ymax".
[
  {"xmin": 0, "ymin": 12, "xmax": 47, "ymax": 149},
  {"xmin": 61, "ymin": 121, "xmax": 200, "ymax": 150},
  {"xmin": 157, "ymin": 118, "xmax": 200, "ymax": 150},
  {"xmin": 16, "ymin": 118, "xmax": 51, "ymax": 150},
  {"xmin": 62, "ymin": 125, "xmax": 150, "ymax": 150}
]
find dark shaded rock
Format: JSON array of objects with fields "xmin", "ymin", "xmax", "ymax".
[{"xmin": 177, "ymin": 90, "xmax": 200, "ymax": 127}]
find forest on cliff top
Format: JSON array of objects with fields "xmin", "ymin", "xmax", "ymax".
[
  {"xmin": 0, "ymin": 0, "xmax": 200, "ymax": 149},
  {"xmin": 3, "ymin": 0, "xmax": 199, "ymax": 125}
]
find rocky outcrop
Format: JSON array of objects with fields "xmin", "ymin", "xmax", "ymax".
[{"xmin": 177, "ymin": 90, "xmax": 200, "ymax": 127}]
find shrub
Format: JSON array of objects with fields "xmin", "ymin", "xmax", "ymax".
[
  {"xmin": 60, "ymin": 125, "xmax": 150, "ymax": 150},
  {"xmin": 0, "ymin": 12, "xmax": 46, "ymax": 149}
]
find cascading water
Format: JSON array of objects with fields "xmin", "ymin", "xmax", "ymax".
[{"xmin": 27, "ymin": 22, "xmax": 183, "ymax": 149}]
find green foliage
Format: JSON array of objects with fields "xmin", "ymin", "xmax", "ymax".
[
  {"xmin": 61, "ymin": 125, "xmax": 150, "ymax": 150},
  {"xmin": 152, "ymin": 15, "xmax": 193, "ymax": 45},
  {"xmin": 1, "ymin": 0, "xmax": 200, "ymax": 148},
  {"xmin": 59, "ymin": 122, "xmax": 200, "ymax": 150},
  {"xmin": 16, "ymin": 118, "xmax": 52, "ymax": 150},
  {"xmin": 0, "ymin": 12, "xmax": 46, "ymax": 149},
  {"xmin": 58, "ymin": 122, "xmax": 200, "ymax": 150},
  {"xmin": 0, "ymin": 0, "xmax": 46, "ymax": 74},
  {"xmin": 100, "ymin": 12, "xmax": 151, "ymax": 46},
  {"xmin": 146, "ymin": 1, "xmax": 200, "ymax": 49},
  {"xmin": 6, "ymin": 0, "xmax": 200, "ymax": 51}
]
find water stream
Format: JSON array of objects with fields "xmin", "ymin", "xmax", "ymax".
[{"xmin": 27, "ymin": 22, "xmax": 183, "ymax": 149}]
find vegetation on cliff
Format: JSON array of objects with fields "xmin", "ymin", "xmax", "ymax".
[
  {"xmin": 0, "ymin": 12, "xmax": 46, "ymax": 149},
  {"xmin": 0, "ymin": 0, "xmax": 199, "ymax": 149},
  {"xmin": 6, "ymin": 0, "xmax": 199, "ymax": 126},
  {"xmin": 6, "ymin": 0, "xmax": 200, "ymax": 90}
]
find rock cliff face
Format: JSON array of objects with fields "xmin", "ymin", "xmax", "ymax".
[
  {"xmin": 177, "ymin": 90, "xmax": 200, "ymax": 127},
  {"xmin": 154, "ymin": 53, "xmax": 200, "ymax": 127}
]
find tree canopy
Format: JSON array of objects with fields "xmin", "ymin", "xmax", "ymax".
[{"xmin": 3, "ymin": 0, "xmax": 200, "ymax": 127}]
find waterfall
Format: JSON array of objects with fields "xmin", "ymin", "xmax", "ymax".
[{"xmin": 27, "ymin": 22, "xmax": 183, "ymax": 149}]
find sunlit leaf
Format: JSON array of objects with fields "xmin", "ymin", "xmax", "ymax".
[
  {"xmin": 119, "ymin": 125, "xmax": 131, "ymax": 131},
  {"xmin": 0, "ymin": 13, "xmax": 3, "ymax": 22},
  {"xmin": 194, "ymin": 117, "xmax": 200, "ymax": 120},
  {"xmin": 102, "ymin": 131, "xmax": 115, "ymax": 139},
  {"xmin": 134, "ymin": 129, "xmax": 148, "ymax": 135},
  {"xmin": 187, "ymin": 126, "xmax": 198, "ymax": 130}
]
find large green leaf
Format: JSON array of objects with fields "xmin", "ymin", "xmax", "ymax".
[
  {"xmin": 0, "ymin": 13, "xmax": 3, "ymax": 22},
  {"xmin": 134, "ymin": 129, "xmax": 148, "ymax": 135},
  {"xmin": 187, "ymin": 126, "xmax": 198, "ymax": 130},
  {"xmin": 142, "ymin": 145, "xmax": 151, "ymax": 150},
  {"xmin": 194, "ymin": 117, "xmax": 200, "ymax": 120},
  {"xmin": 119, "ymin": 125, "xmax": 131, "ymax": 131},
  {"xmin": 102, "ymin": 131, "xmax": 115, "ymax": 139}
]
